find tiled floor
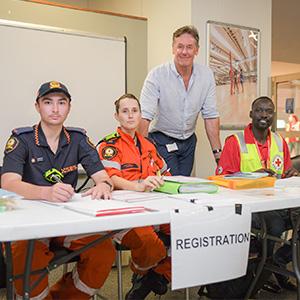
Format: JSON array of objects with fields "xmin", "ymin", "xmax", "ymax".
[{"xmin": 0, "ymin": 263, "xmax": 297, "ymax": 299}]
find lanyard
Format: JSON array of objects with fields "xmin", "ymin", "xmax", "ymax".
[{"xmin": 253, "ymin": 136, "xmax": 270, "ymax": 169}]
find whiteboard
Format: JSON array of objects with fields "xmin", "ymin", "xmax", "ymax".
[{"xmin": 0, "ymin": 20, "xmax": 125, "ymax": 161}]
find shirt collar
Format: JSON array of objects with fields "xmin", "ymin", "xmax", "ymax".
[
  {"xmin": 34, "ymin": 123, "xmax": 71, "ymax": 147},
  {"xmin": 117, "ymin": 127, "xmax": 135, "ymax": 144},
  {"xmin": 170, "ymin": 61, "xmax": 196, "ymax": 78}
]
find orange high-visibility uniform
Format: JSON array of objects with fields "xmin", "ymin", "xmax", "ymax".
[
  {"xmin": 13, "ymin": 235, "xmax": 116, "ymax": 300},
  {"xmin": 98, "ymin": 127, "xmax": 171, "ymax": 281}
]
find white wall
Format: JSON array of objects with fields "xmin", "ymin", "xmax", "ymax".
[
  {"xmin": 77, "ymin": 0, "xmax": 191, "ymax": 69},
  {"xmin": 191, "ymin": 0, "xmax": 272, "ymax": 177},
  {"xmin": 19, "ymin": 0, "xmax": 273, "ymax": 178},
  {"xmin": 84, "ymin": 0, "xmax": 272, "ymax": 178},
  {"xmin": 141, "ymin": 0, "xmax": 191, "ymax": 69}
]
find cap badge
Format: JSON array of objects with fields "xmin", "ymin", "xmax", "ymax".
[{"xmin": 50, "ymin": 81, "xmax": 61, "ymax": 89}]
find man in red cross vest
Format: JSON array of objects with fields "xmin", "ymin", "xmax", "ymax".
[{"xmin": 217, "ymin": 96, "xmax": 298, "ymax": 292}]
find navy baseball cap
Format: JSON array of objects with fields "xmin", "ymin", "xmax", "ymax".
[{"xmin": 36, "ymin": 81, "xmax": 71, "ymax": 101}]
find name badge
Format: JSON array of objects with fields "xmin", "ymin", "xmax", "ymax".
[{"xmin": 166, "ymin": 142, "xmax": 178, "ymax": 152}]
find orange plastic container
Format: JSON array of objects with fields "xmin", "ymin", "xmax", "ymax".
[{"xmin": 207, "ymin": 175, "xmax": 276, "ymax": 190}]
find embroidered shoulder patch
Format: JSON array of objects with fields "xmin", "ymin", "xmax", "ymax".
[
  {"xmin": 86, "ymin": 137, "xmax": 96, "ymax": 149},
  {"xmin": 102, "ymin": 146, "xmax": 118, "ymax": 160},
  {"xmin": 5, "ymin": 137, "xmax": 19, "ymax": 153}
]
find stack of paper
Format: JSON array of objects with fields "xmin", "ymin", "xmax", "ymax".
[
  {"xmin": 0, "ymin": 188, "xmax": 21, "ymax": 212},
  {"xmin": 112, "ymin": 190, "xmax": 163, "ymax": 202},
  {"xmin": 155, "ymin": 176, "xmax": 218, "ymax": 194},
  {"xmin": 64, "ymin": 200, "xmax": 149, "ymax": 217},
  {"xmin": 42, "ymin": 194, "xmax": 151, "ymax": 217},
  {"xmin": 275, "ymin": 176, "xmax": 300, "ymax": 188},
  {"xmin": 0, "ymin": 188, "xmax": 22, "ymax": 199},
  {"xmin": 223, "ymin": 172, "xmax": 269, "ymax": 179}
]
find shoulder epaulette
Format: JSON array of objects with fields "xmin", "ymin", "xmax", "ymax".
[
  {"xmin": 101, "ymin": 132, "xmax": 120, "ymax": 144},
  {"xmin": 12, "ymin": 127, "xmax": 33, "ymax": 135},
  {"xmin": 145, "ymin": 136, "xmax": 157, "ymax": 146},
  {"xmin": 65, "ymin": 127, "xmax": 86, "ymax": 135}
]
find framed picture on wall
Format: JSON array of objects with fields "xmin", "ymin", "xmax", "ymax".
[{"xmin": 207, "ymin": 20, "xmax": 260, "ymax": 129}]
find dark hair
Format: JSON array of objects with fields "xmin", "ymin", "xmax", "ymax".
[
  {"xmin": 114, "ymin": 93, "xmax": 141, "ymax": 113},
  {"xmin": 251, "ymin": 96, "xmax": 274, "ymax": 109},
  {"xmin": 172, "ymin": 25, "xmax": 199, "ymax": 47}
]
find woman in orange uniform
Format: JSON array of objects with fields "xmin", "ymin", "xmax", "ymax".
[{"xmin": 98, "ymin": 93, "xmax": 171, "ymax": 300}]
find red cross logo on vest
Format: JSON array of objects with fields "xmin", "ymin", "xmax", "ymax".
[{"xmin": 272, "ymin": 155, "xmax": 283, "ymax": 171}]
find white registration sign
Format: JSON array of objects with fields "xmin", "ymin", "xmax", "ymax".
[{"xmin": 171, "ymin": 204, "xmax": 251, "ymax": 290}]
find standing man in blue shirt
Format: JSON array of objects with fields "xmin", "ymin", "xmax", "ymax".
[{"xmin": 139, "ymin": 25, "xmax": 221, "ymax": 176}]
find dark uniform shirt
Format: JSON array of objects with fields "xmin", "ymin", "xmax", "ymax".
[{"xmin": 2, "ymin": 124, "xmax": 104, "ymax": 188}]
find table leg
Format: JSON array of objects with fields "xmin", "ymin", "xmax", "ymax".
[
  {"xmin": 23, "ymin": 240, "xmax": 35, "ymax": 300},
  {"xmin": 4, "ymin": 241, "xmax": 13, "ymax": 300},
  {"xmin": 245, "ymin": 213, "xmax": 267, "ymax": 299}
]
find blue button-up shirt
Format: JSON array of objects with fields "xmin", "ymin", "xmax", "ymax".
[{"xmin": 140, "ymin": 62, "xmax": 219, "ymax": 140}]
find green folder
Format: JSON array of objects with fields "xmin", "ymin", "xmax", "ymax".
[{"xmin": 154, "ymin": 179, "xmax": 218, "ymax": 194}]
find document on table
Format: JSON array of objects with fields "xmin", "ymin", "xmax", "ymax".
[
  {"xmin": 112, "ymin": 190, "xmax": 164, "ymax": 202},
  {"xmin": 223, "ymin": 172, "xmax": 269, "ymax": 179},
  {"xmin": 162, "ymin": 176, "xmax": 212, "ymax": 183},
  {"xmin": 41, "ymin": 193, "xmax": 86, "ymax": 206},
  {"xmin": 0, "ymin": 188, "xmax": 22, "ymax": 199},
  {"xmin": 41, "ymin": 194, "xmax": 153, "ymax": 217},
  {"xmin": 275, "ymin": 176, "xmax": 300, "ymax": 188}
]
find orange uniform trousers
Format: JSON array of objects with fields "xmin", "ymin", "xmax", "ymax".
[
  {"xmin": 12, "ymin": 234, "xmax": 115, "ymax": 299},
  {"xmin": 121, "ymin": 225, "xmax": 171, "ymax": 282}
]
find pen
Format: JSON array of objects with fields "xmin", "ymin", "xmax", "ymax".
[
  {"xmin": 157, "ymin": 168, "xmax": 171, "ymax": 178},
  {"xmin": 51, "ymin": 174, "xmax": 62, "ymax": 183}
]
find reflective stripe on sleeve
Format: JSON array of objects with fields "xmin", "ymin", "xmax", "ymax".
[{"xmin": 101, "ymin": 160, "xmax": 121, "ymax": 170}]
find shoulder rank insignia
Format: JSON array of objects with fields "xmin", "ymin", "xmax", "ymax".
[
  {"xmin": 65, "ymin": 127, "xmax": 86, "ymax": 135},
  {"xmin": 103, "ymin": 132, "xmax": 120, "ymax": 141},
  {"xmin": 12, "ymin": 127, "xmax": 33, "ymax": 136},
  {"xmin": 102, "ymin": 146, "xmax": 118, "ymax": 160},
  {"xmin": 5, "ymin": 137, "xmax": 19, "ymax": 153},
  {"xmin": 145, "ymin": 136, "xmax": 156, "ymax": 145}
]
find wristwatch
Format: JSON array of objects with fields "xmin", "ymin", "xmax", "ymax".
[
  {"xmin": 102, "ymin": 180, "xmax": 113, "ymax": 191},
  {"xmin": 212, "ymin": 148, "xmax": 222, "ymax": 154}
]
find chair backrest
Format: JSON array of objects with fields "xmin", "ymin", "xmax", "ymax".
[
  {"xmin": 0, "ymin": 245, "xmax": 6, "ymax": 288},
  {"xmin": 292, "ymin": 155, "xmax": 300, "ymax": 171}
]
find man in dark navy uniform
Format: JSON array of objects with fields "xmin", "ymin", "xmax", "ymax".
[{"xmin": 1, "ymin": 81, "xmax": 116, "ymax": 299}]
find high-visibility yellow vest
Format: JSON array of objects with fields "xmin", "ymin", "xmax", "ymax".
[{"xmin": 234, "ymin": 131, "xmax": 284, "ymax": 177}]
